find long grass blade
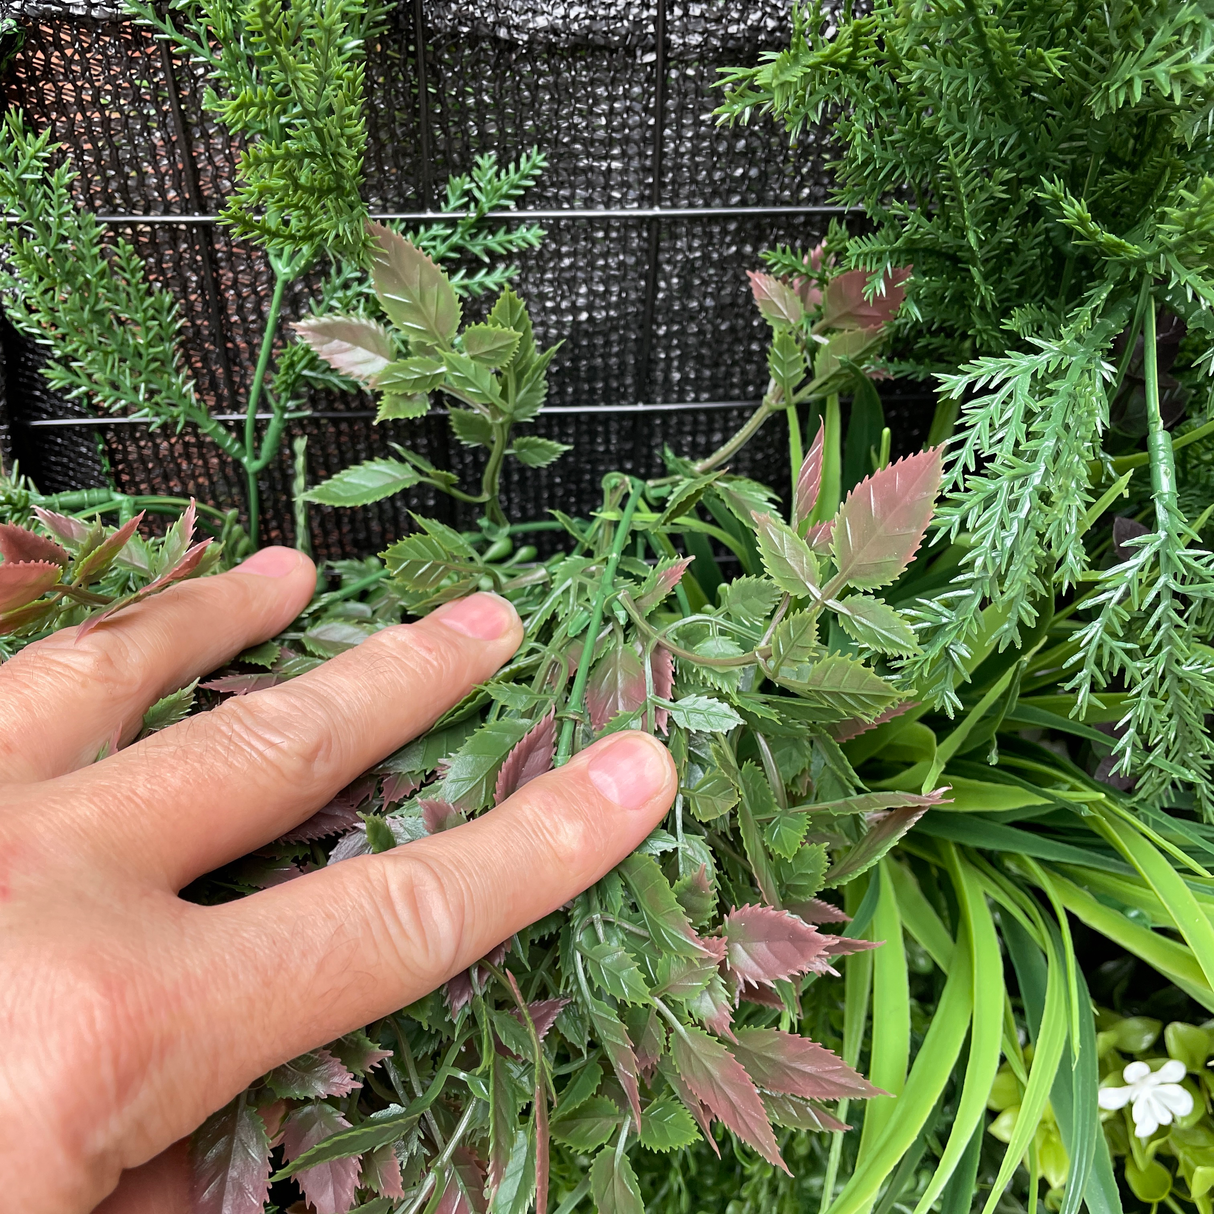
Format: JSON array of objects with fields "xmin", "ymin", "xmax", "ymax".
[{"xmin": 889, "ymin": 858, "xmax": 954, "ymax": 973}]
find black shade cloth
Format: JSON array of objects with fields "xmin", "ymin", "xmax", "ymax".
[{"xmin": 0, "ymin": 0, "xmax": 934, "ymax": 556}]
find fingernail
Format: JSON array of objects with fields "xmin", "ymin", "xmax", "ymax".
[
  {"xmin": 237, "ymin": 546, "xmax": 302, "ymax": 578},
  {"xmin": 432, "ymin": 592, "xmax": 518, "ymax": 641},
  {"xmin": 587, "ymin": 733, "xmax": 670, "ymax": 811}
]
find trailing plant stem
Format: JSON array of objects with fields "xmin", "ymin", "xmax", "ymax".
[
  {"xmin": 555, "ymin": 477, "xmax": 644, "ymax": 766},
  {"xmin": 692, "ymin": 390, "xmax": 777, "ymax": 475},
  {"xmin": 1144, "ymin": 299, "xmax": 1177, "ymax": 519},
  {"xmin": 243, "ymin": 266, "xmax": 290, "ymax": 543}
]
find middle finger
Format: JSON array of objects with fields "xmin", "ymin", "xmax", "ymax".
[{"xmin": 40, "ymin": 593, "xmax": 522, "ymax": 888}]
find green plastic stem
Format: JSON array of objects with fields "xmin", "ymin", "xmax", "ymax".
[
  {"xmin": 554, "ymin": 477, "xmax": 645, "ymax": 766},
  {"xmin": 242, "ymin": 266, "xmax": 290, "ymax": 544}
]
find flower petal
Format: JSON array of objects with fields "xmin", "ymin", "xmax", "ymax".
[
  {"xmin": 1153, "ymin": 1083, "xmax": 1194, "ymax": 1119},
  {"xmin": 1153, "ymin": 1059, "xmax": 1188, "ymax": 1085},
  {"xmin": 1123, "ymin": 1060, "xmax": 1152, "ymax": 1084},
  {"xmin": 1131, "ymin": 1100, "xmax": 1161, "ymax": 1139},
  {"xmin": 1097, "ymin": 1085, "xmax": 1133, "ymax": 1110}
]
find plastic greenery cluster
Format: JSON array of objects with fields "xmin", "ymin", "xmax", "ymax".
[
  {"xmin": 717, "ymin": 0, "xmax": 1214, "ymax": 816},
  {"xmin": 0, "ymin": 0, "xmax": 547, "ymax": 542}
]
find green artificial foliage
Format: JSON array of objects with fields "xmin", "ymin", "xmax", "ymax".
[{"xmin": 717, "ymin": 0, "xmax": 1214, "ymax": 816}]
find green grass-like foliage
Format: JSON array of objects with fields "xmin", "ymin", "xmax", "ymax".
[{"xmin": 717, "ymin": 0, "xmax": 1214, "ymax": 816}]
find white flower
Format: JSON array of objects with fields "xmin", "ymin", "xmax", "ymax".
[{"xmin": 1098, "ymin": 1059, "xmax": 1193, "ymax": 1138}]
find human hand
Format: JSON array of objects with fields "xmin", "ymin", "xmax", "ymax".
[{"xmin": 0, "ymin": 546, "xmax": 678, "ymax": 1213}]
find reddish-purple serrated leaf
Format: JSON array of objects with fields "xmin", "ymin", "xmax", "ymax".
[
  {"xmin": 191, "ymin": 1094, "xmax": 272, "ymax": 1214},
  {"xmin": 71, "ymin": 511, "xmax": 145, "ymax": 585},
  {"xmin": 636, "ymin": 555, "xmax": 694, "ymax": 612},
  {"xmin": 763, "ymin": 1091, "xmax": 851, "ymax": 1133},
  {"xmin": 824, "ymin": 803, "xmax": 938, "ymax": 886},
  {"xmin": 282, "ymin": 1103, "xmax": 361, "ymax": 1214},
  {"xmin": 32, "ymin": 506, "xmax": 88, "ymax": 546},
  {"xmin": 737, "ymin": 980, "xmax": 785, "ymax": 1009},
  {"xmin": 721, "ymin": 904, "xmax": 830, "ymax": 985},
  {"xmin": 332, "ymin": 1031, "xmax": 394, "ymax": 1077},
  {"xmin": 806, "ymin": 518, "xmax": 834, "ymax": 555},
  {"xmin": 294, "ymin": 315, "xmax": 395, "ymax": 383},
  {"xmin": 748, "ymin": 270, "xmax": 804, "ymax": 327},
  {"xmin": 634, "ymin": 1009, "xmax": 666, "ymax": 1080},
  {"xmin": 729, "ymin": 1027, "xmax": 883, "ymax": 1101},
  {"xmin": 422, "ymin": 797, "xmax": 465, "ymax": 833},
  {"xmin": 381, "ymin": 771, "xmax": 421, "ymax": 804},
  {"xmin": 494, "ymin": 710, "xmax": 555, "ymax": 804},
  {"xmin": 0, "ymin": 559, "xmax": 61, "ymax": 614},
  {"xmin": 445, "ymin": 969, "xmax": 475, "ymax": 1016},
  {"xmin": 254, "ymin": 861, "xmax": 305, "ymax": 889},
  {"xmin": 587, "ymin": 996, "xmax": 643, "ymax": 1126},
  {"xmin": 266, "ymin": 1047, "xmax": 360, "ymax": 1100},
  {"xmin": 436, "ymin": 1146, "xmax": 488, "ymax": 1214},
  {"xmin": 587, "ymin": 641, "xmax": 647, "ymax": 730},
  {"xmin": 817, "ymin": 935, "xmax": 879, "ymax": 968},
  {"xmin": 786, "ymin": 897, "xmax": 850, "ymax": 925},
  {"xmin": 361, "ymin": 1142, "xmax": 405, "ymax": 1199},
  {"xmin": 648, "ymin": 645, "xmax": 674, "ymax": 734},
  {"xmin": 832, "ymin": 447, "xmax": 943, "ymax": 590},
  {"xmin": 822, "ymin": 266, "xmax": 910, "ymax": 331},
  {"xmin": 830, "ymin": 699, "xmax": 916, "ymax": 743},
  {"xmin": 279, "ymin": 779, "xmax": 374, "ymax": 843},
  {"xmin": 794, "ymin": 421, "xmax": 826, "ymax": 526},
  {"xmin": 512, "ymin": 997, "xmax": 568, "ymax": 1042},
  {"xmin": 0, "ymin": 522, "xmax": 69, "ymax": 567},
  {"xmin": 663, "ymin": 1063, "xmax": 718, "ymax": 1153},
  {"xmin": 686, "ymin": 978, "xmax": 736, "ymax": 1040},
  {"xmin": 671, "ymin": 1025, "xmax": 787, "ymax": 1172},
  {"xmin": 201, "ymin": 672, "xmax": 285, "ymax": 696}
]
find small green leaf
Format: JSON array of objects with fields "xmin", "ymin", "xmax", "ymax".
[
  {"xmin": 685, "ymin": 767, "xmax": 739, "ymax": 822},
  {"xmin": 720, "ymin": 576, "xmax": 780, "ymax": 623},
  {"xmin": 619, "ymin": 853, "xmax": 707, "ymax": 959},
  {"xmin": 442, "ymin": 350, "xmax": 504, "ymax": 407},
  {"xmin": 140, "ymin": 678, "xmax": 197, "ymax": 736},
  {"xmin": 554, "ymin": 1060, "xmax": 604, "ymax": 1119},
  {"xmin": 550, "ymin": 1096, "xmax": 622, "ymax": 1152},
  {"xmin": 663, "ymin": 694, "xmax": 744, "ymax": 733},
  {"xmin": 511, "ymin": 436, "xmax": 572, "ymax": 468},
  {"xmin": 449, "ymin": 408, "xmax": 495, "ymax": 448},
  {"xmin": 272, "ymin": 1105, "xmax": 417, "ymax": 1179},
  {"xmin": 771, "ymin": 610, "xmax": 820, "ymax": 671},
  {"xmin": 463, "ymin": 323, "xmax": 522, "ymax": 367},
  {"xmin": 777, "ymin": 653, "xmax": 900, "ymax": 719},
  {"xmin": 640, "ymin": 1097, "xmax": 701, "ymax": 1153},
  {"xmin": 303, "ymin": 458, "xmax": 423, "ymax": 507},
  {"xmin": 589, "ymin": 1144, "xmax": 645, "ymax": 1214},
  {"xmin": 238, "ymin": 641, "xmax": 281, "ymax": 668},
  {"xmin": 752, "ymin": 511, "xmax": 819, "ymax": 597},
  {"xmin": 373, "ymin": 356, "xmax": 446, "ymax": 394},
  {"xmin": 375, "ymin": 393, "xmax": 430, "ymax": 422},
  {"xmin": 768, "ymin": 329, "xmax": 807, "ymax": 403},
  {"xmin": 766, "ymin": 811, "xmax": 810, "ymax": 860},
  {"xmin": 836, "ymin": 593, "xmax": 921, "ymax": 655},
  {"xmin": 580, "ymin": 941, "xmax": 652, "ymax": 1004}
]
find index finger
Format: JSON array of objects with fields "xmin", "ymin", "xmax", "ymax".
[{"xmin": 47, "ymin": 592, "xmax": 524, "ymax": 887}]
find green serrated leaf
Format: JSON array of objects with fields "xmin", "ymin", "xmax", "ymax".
[
  {"xmin": 658, "ymin": 473, "xmax": 721, "ymax": 527},
  {"xmin": 766, "ymin": 811, "xmax": 811, "ymax": 860},
  {"xmin": 768, "ymin": 329, "xmax": 807, "ymax": 403},
  {"xmin": 550, "ymin": 1095, "xmax": 623, "ymax": 1152},
  {"xmin": 777, "ymin": 653, "xmax": 900, "ymax": 719},
  {"xmin": 442, "ymin": 350, "xmax": 504, "ymax": 407},
  {"xmin": 373, "ymin": 356, "xmax": 446, "ymax": 394},
  {"xmin": 554, "ymin": 1060, "xmax": 604, "ymax": 1119},
  {"xmin": 720, "ymin": 575, "xmax": 781, "ymax": 624},
  {"xmin": 449, "ymin": 408, "xmax": 495, "ymax": 448},
  {"xmin": 303, "ymin": 458, "xmax": 423, "ymax": 507},
  {"xmin": 375, "ymin": 392, "xmax": 430, "ymax": 422},
  {"xmin": 836, "ymin": 593, "xmax": 921, "ymax": 655},
  {"xmin": 771, "ymin": 610, "xmax": 820, "ymax": 671},
  {"xmin": 463, "ymin": 323, "xmax": 522, "ymax": 367},
  {"xmin": 369, "ymin": 226, "xmax": 461, "ymax": 348},
  {"xmin": 685, "ymin": 766, "xmax": 739, "ymax": 822},
  {"xmin": 511, "ymin": 435, "xmax": 572, "ymax": 468},
  {"xmin": 752, "ymin": 511, "xmax": 819, "ymax": 597},
  {"xmin": 238, "ymin": 641, "xmax": 281, "ymax": 668},
  {"xmin": 140, "ymin": 678, "xmax": 197, "ymax": 736},
  {"xmin": 580, "ymin": 941, "xmax": 652, "ymax": 1004},
  {"xmin": 640, "ymin": 1097, "xmax": 701, "ymax": 1153},
  {"xmin": 663, "ymin": 694, "xmax": 744, "ymax": 733},
  {"xmin": 590, "ymin": 1143, "xmax": 644, "ymax": 1214},
  {"xmin": 440, "ymin": 717, "xmax": 531, "ymax": 810}
]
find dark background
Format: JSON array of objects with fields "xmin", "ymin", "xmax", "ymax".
[{"xmin": 0, "ymin": 0, "xmax": 935, "ymax": 557}]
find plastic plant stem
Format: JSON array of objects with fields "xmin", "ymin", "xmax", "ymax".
[
  {"xmin": 1143, "ymin": 296, "xmax": 1179, "ymax": 525},
  {"xmin": 555, "ymin": 476, "xmax": 645, "ymax": 766},
  {"xmin": 787, "ymin": 400, "xmax": 804, "ymax": 504},
  {"xmin": 242, "ymin": 263, "xmax": 290, "ymax": 544},
  {"xmin": 808, "ymin": 394, "xmax": 842, "ymax": 525},
  {"xmin": 690, "ymin": 394, "xmax": 776, "ymax": 475}
]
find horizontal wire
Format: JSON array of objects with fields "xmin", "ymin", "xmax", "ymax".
[
  {"xmin": 92, "ymin": 204, "xmax": 854, "ymax": 225},
  {"xmin": 19, "ymin": 399, "xmax": 763, "ymax": 427}
]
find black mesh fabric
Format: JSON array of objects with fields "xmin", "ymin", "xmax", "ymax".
[{"xmin": 0, "ymin": 0, "xmax": 935, "ymax": 557}]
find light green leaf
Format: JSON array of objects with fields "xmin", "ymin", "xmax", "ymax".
[
  {"xmin": 589, "ymin": 1144, "xmax": 644, "ymax": 1214},
  {"xmin": 272, "ymin": 1105, "xmax": 416, "ymax": 1179},
  {"xmin": 580, "ymin": 941, "xmax": 652, "ymax": 1004},
  {"xmin": 836, "ymin": 594, "xmax": 920, "ymax": 655},
  {"xmin": 449, "ymin": 408, "xmax": 495, "ymax": 448},
  {"xmin": 639, "ymin": 1098, "xmax": 700, "ymax": 1153},
  {"xmin": 766, "ymin": 811, "xmax": 810, "ymax": 860},
  {"xmin": 662, "ymin": 694, "xmax": 744, "ymax": 733},
  {"xmin": 140, "ymin": 678, "xmax": 197, "ymax": 736},
  {"xmin": 462, "ymin": 323, "xmax": 522, "ymax": 367},
  {"xmin": 511, "ymin": 436, "xmax": 572, "ymax": 468},
  {"xmin": 302, "ymin": 458, "xmax": 423, "ymax": 507},
  {"xmin": 684, "ymin": 766, "xmax": 739, "ymax": 822},
  {"xmin": 768, "ymin": 329, "xmax": 807, "ymax": 402},
  {"xmin": 752, "ymin": 511, "xmax": 819, "ymax": 597},
  {"xmin": 720, "ymin": 576, "xmax": 781, "ymax": 623},
  {"xmin": 779, "ymin": 653, "xmax": 901, "ymax": 719},
  {"xmin": 375, "ymin": 392, "xmax": 430, "ymax": 422},
  {"xmin": 550, "ymin": 1096, "xmax": 622, "ymax": 1153},
  {"xmin": 442, "ymin": 350, "xmax": 504, "ymax": 407},
  {"xmin": 770, "ymin": 610, "xmax": 820, "ymax": 671},
  {"xmin": 440, "ymin": 718, "xmax": 531, "ymax": 810},
  {"xmin": 491, "ymin": 1127, "xmax": 535, "ymax": 1214},
  {"xmin": 373, "ymin": 356, "xmax": 446, "ymax": 394}
]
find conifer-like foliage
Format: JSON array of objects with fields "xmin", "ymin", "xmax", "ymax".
[{"xmin": 719, "ymin": 0, "xmax": 1214, "ymax": 815}]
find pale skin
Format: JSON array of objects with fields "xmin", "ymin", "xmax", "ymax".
[{"xmin": 0, "ymin": 544, "xmax": 678, "ymax": 1213}]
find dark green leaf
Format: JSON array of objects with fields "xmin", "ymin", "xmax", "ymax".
[
  {"xmin": 685, "ymin": 766, "xmax": 739, "ymax": 822},
  {"xmin": 511, "ymin": 436, "xmax": 572, "ymax": 468},
  {"xmin": 766, "ymin": 811, "xmax": 811, "ymax": 860},
  {"xmin": 580, "ymin": 940, "xmax": 652, "ymax": 1004},
  {"xmin": 272, "ymin": 1105, "xmax": 417, "ymax": 1180},
  {"xmin": 824, "ymin": 806, "xmax": 931, "ymax": 887},
  {"xmin": 449, "ymin": 408, "xmax": 496, "ymax": 448},
  {"xmin": 619, "ymin": 853, "xmax": 707, "ymax": 959},
  {"xmin": 640, "ymin": 1097, "xmax": 701, "ymax": 1153},
  {"xmin": 550, "ymin": 1096, "xmax": 622, "ymax": 1152},
  {"xmin": 441, "ymin": 718, "xmax": 532, "ymax": 810},
  {"xmin": 554, "ymin": 1060, "xmax": 604, "ymax": 1119},
  {"xmin": 375, "ymin": 393, "xmax": 430, "ymax": 422},
  {"xmin": 140, "ymin": 678, "xmax": 197, "ymax": 736},
  {"xmin": 589, "ymin": 1144, "xmax": 644, "ymax": 1214}
]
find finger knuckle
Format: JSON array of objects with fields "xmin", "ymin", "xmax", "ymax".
[{"xmin": 360, "ymin": 622, "xmax": 463, "ymax": 689}]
